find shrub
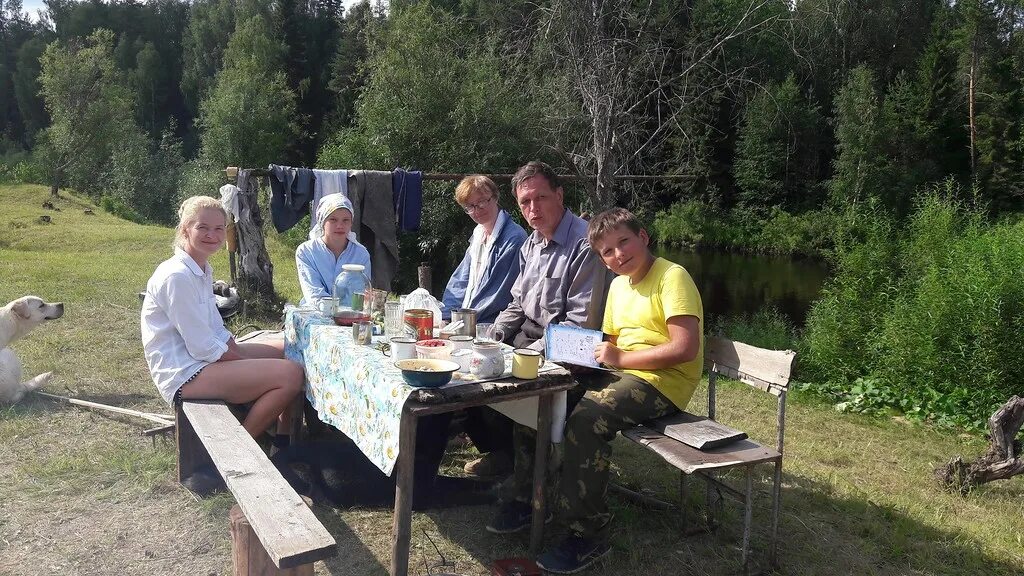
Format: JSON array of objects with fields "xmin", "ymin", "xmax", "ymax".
[
  {"xmin": 800, "ymin": 183, "xmax": 1024, "ymax": 429},
  {"xmin": 652, "ymin": 200, "xmax": 835, "ymax": 256},
  {"xmin": 711, "ymin": 306, "xmax": 797, "ymax": 351}
]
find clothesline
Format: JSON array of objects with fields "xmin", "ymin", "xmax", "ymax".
[{"xmin": 225, "ymin": 167, "xmax": 696, "ymax": 182}]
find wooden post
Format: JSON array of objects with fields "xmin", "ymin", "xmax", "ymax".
[
  {"xmin": 417, "ymin": 263, "xmax": 431, "ymax": 291},
  {"xmin": 529, "ymin": 393, "xmax": 554, "ymax": 555},
  {"xmin": 390, "ymin": 409, "xmax": 418, "ymax": 576},
  {"xmin": 230, "ymin": 503, "xmax": 315, "ymax": 576}
]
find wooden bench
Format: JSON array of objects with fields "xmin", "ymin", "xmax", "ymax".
[
  {"xmin": 176, "ymin": 399, "xmax": 337, "ymax": 574},
  {"xmin": 621, "ymin": 336, "xmax": 796, "ymax": 572}
]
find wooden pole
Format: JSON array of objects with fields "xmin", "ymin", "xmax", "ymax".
[
  {"xmin": 226, "ymin": 167, "xmax": 696, "ymax": 184},
  {"xmin": 417, "ymin": 263, "xmax": 432, "ymax": 291},
  {"xmin": 36, "ymin": 391, "xmax": 172, "ymax": 425}
]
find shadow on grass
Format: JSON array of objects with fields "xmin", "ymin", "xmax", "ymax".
[{"xmin": 420, "ymin": 464, "xmax": 1022, "ymax": 575}]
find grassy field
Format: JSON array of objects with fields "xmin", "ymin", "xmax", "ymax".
[{"xmin": 1, "ymin": 184, "xmax": 1022, "ymax": 575}]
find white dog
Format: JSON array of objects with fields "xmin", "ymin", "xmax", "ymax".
[{"xmin": 0, "ymin": 296, "xmax": 65, "ymax": 404}]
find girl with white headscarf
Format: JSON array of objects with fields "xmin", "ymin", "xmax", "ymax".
[{"xmin": 295, "ymin": 194, "xmax": 372, "ymax": 306}]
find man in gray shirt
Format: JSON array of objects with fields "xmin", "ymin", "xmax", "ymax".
[
  {"xmin": 460, "ymin": 161, "xmax": 601, "ymax": 480},
  {"xmin": 492, "ymin": 161, "xmax": 599, "ymax": 349},
  {"xmin": 485, "ymin": 161, "xmax": 602, "ymax": 535}
]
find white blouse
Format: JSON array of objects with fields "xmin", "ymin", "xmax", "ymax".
[
  {"xmin": 141, "ymin": 249, "xmax": 231, "ymax": 404},
  {"xmin": 463, "ymin": 211, "xmax": 507, "ymax": 308}
]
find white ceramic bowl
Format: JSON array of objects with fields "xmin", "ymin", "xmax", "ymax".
[{"xmin": 415, "ymin": 338, "xmax": 453, "ymax": 360}]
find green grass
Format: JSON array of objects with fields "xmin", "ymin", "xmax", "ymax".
[{"xmin": 1, "ymin": 184, "xmax": 1022, "ymax": 575}]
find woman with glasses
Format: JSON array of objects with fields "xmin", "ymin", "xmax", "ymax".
[
  {"xmin": 439, "ymin": 175, "xmax": 527, "ymax": 477},
  {"xmin": 441, "ymin": 175, "xmax": 527, "ymax": 324}
]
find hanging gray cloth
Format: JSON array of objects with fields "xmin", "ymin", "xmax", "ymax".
[{"xmin": 349, "ymin": 170, "xmax": 399, "ymax": 290}]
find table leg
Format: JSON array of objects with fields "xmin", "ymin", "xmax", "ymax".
[
  {"xmin": 391, "ymin": 409, "xmax": 418, "ymax": 576},
  {"xmin": 529, "ymin": 392, "xmax": 554, "ymax": 555}
]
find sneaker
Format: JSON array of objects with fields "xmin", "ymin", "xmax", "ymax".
[
  {"xmin": 464, "ymin": 451, "xmax": 513, "ymax": 477},
  {"xmin": 486, "ymin": 500, "xmax": 550, "ymax": 534},
  {"xmin": 536, "ymin": 535, "xmax": 612, "ymax": 574}
]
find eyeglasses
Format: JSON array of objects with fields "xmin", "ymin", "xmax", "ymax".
[{"xmin": 462, "ymin": 195, "xmax": 496, "ymax": 213}]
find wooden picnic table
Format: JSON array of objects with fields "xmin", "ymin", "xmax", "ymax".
[{"xmin": 283, "ymin": 308, "xmax": 576, "ymax": 576}]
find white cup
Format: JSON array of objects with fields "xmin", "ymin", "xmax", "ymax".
[
  {"xmin": 317, "ymin": 297, "xmax": 337, "ymax": 315},
  {"xmin": 451, "ymin": 349, "xmax": 473, "ymax": 373},
  {"xmin": 448, "ymin": 335, "xmax": 474, "ymax": 351},
  {"xmin": 385, "ymin": 337, "xmax": 417, "ymax": 361}
]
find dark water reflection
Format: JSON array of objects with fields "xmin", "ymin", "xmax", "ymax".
[{"xmin": 655, "ymin": 247, "xmax": 830, "ymax": 327}]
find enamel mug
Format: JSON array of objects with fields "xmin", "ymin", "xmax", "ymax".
[
  {"xmin": 385, "ymin": 336, "xmax": 417, "ymax": 361},
  {"xmin": 512, "ymin": 348, "xmax": 544, "ymax": 379}
]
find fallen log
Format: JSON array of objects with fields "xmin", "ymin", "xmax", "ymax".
[{"xmin": 936, "ymin": 395, "xmax": 1024, "ymax": 495}]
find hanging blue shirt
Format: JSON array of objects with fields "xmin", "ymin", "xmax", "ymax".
[
  {"xmin": 441, "ymin": 210, "xmax": 528, "ymax": 324},
  {"xmin": 296, "ymin": 237, "xmax": 372, "ymax": 305}
]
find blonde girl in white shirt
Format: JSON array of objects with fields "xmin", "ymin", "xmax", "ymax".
[{"xmin": 141, "ymin": 196, "xmax": 304, "ymax": 448}]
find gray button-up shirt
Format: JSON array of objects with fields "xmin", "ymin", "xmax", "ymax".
[{"xmin": 493, "ymin": 208, "xmax": 598, "ymax": 352}]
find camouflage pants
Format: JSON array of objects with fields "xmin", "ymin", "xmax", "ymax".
[{"xmin": 503, "ymin": 371, "xmax": 676, "ymax": 538}]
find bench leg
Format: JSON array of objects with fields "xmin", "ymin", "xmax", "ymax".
[
  {"xmin": 176, "ymin": 402, "xmax": 212, "ymax": 483},
  {"xmin": 704, "ymin": 471, "xmax": 716, "ymax": 530},
  {"xmin": 741, "ymin": 467, "xmax": 754, "ymax": 574},
  {"xmin": 679, "ymin": 471, "xmax": 689, "ymax": 536},
  {"xmin": 769, "ymin": 460, "xmax": 782, "ymax": 568},
  {"xmin": 230, "ymin": 504, "xmax": 314, "ymax": 575},
  {"xmin": 390, "ymin": 410, "xmax": 418, "ymax": 576}
]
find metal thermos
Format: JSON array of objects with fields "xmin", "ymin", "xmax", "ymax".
[{"xmin": 451, "ymin": 308, "xmax": 477, "ymax": 338}]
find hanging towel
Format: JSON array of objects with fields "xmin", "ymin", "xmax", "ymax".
[
  {"xmin": 349, "ymin": 170, "xmax": 399, "ymax": 290},
  {"xmin": 311, "ymin": 169, "xmax": 349, "ymax": 223},
  {"xmin": 392, "ymin": 167, "xmax": 423, "ymax": 231},
  {"xmin": 268, "ymin": 164, "xmax": 315, "ymax": 233}
]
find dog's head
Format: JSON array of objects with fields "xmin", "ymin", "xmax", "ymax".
[
  {"xmin": 3, "ymin": 296, "xmax": 65, "ymax": 346},
  {"xmin": 11, "ymin": 296, "xmax": 65, "ymax": 323}
]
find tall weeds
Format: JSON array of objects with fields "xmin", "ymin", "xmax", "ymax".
[{"xmin": 801, "ymin": 182, "xmax": 1024, "ymax": 428}]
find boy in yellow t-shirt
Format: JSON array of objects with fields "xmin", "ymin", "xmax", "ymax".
[{"xmin": 535, "ymin": 207, "xmax": 704, "ymax": 574}]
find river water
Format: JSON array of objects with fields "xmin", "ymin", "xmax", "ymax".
[{"xmin": 654, "ymin": 247, "xmax": 830, "ymax": 327}]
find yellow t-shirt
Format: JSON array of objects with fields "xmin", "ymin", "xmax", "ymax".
[{"xmin": 601, "ymin": 257, "xmax": 704, "ymax": 410}]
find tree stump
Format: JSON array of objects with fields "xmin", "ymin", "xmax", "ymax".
[
  {"xmin": 229, "ymin": 500, "xmax": 315, "ymax": 576},
  {"xmin": 235, "ymin": 171, "xmax": 280, "ymax": 316},
  {"xmin": 936, "ymin": 395, "xmax": 1024, "ymax": 494}
]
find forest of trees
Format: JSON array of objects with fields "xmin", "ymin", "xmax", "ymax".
[
  {"xmin": 2, "ymin": 0, "xmax": 1023, "ymax": 426},
  {"xmin": 1, "ymin": 0, "xmax": 1021, "ymax": 229}
]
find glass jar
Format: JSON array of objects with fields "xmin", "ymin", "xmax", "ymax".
[{"xmin": 332, "ymin": 263, "xmax": 371, "ymax": 320}]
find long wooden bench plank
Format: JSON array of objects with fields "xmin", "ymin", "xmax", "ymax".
[
  {"xmin": 622, "ymin": 425, "xmax": 780, "ymax": 473},
  {"xmin": 182, "ymin": 400, "xmax": 337, "ymax": 569}
]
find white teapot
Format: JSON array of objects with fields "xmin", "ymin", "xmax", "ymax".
[{"xmin": 470, "ymin": 340, "xmax": 505, "ymax": 378}]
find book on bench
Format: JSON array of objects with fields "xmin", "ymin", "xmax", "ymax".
[{"xmin": 645, "ymin": 412, "xmax": 748, "ymax": 450}]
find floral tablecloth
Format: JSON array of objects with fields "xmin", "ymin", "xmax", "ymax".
[
  {"xmin": 285, "ymin": 306, "xmax": 416, "ymax": 475},
  {"xmin": 284, "ymin": 306, "xmax": 567, "ymax": 475}
]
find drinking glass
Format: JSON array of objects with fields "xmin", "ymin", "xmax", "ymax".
[
  {"xmin": 384, "ymin": 300, "xmax": 403, "ymax": 337},
  {"xmin": 474, "ymin": 323, "xmax": 505, "ymax": 343}
]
